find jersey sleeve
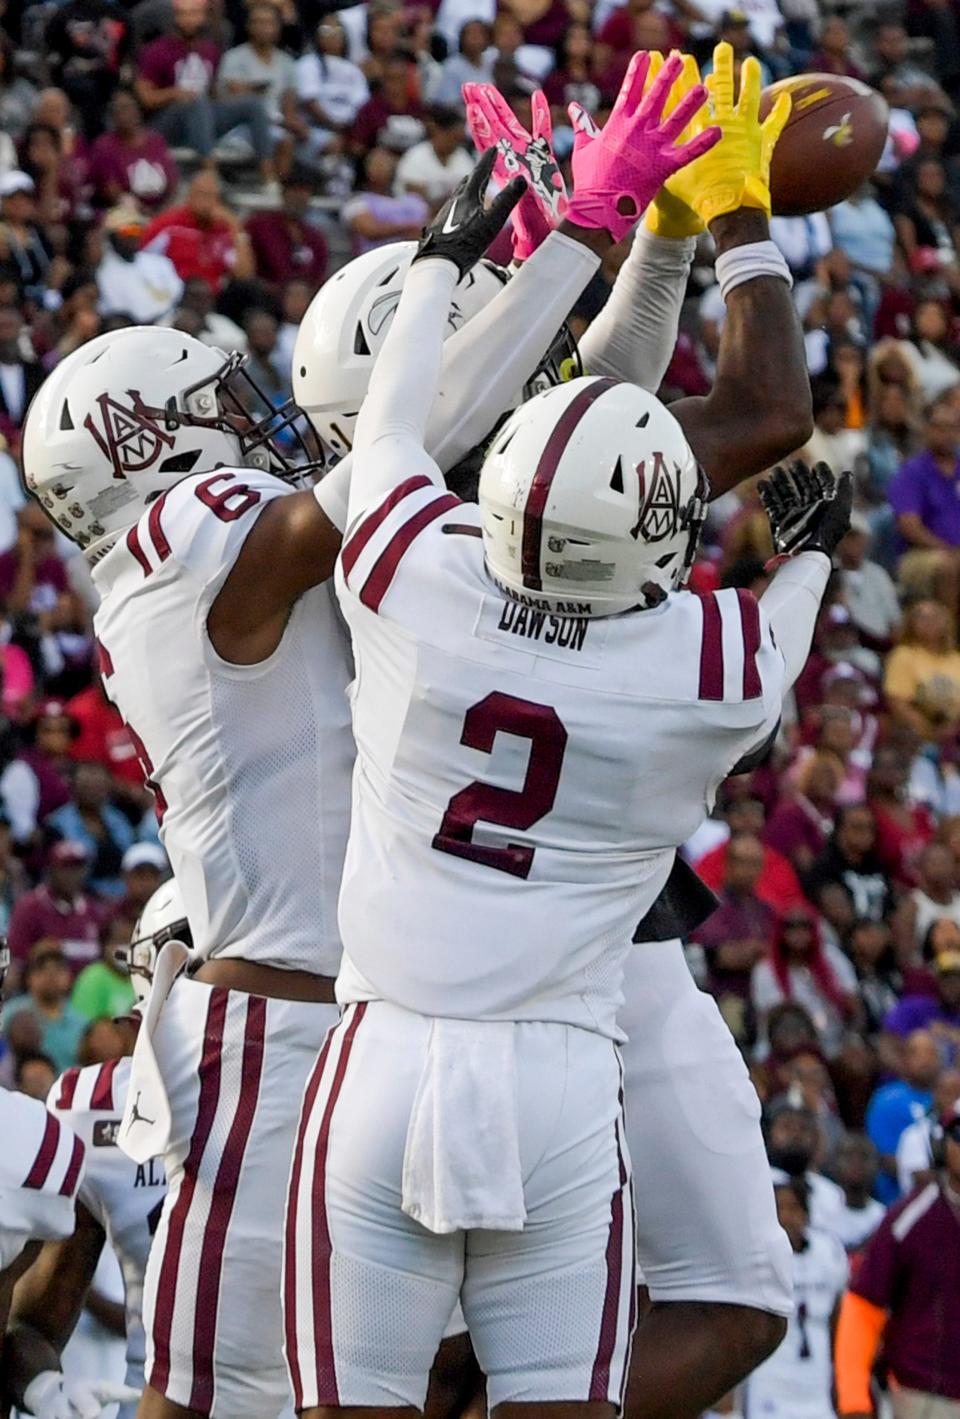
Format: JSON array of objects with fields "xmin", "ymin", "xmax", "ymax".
[
  {"xmin": 0, "ymin": 1089, "xmax": 85, "ymax": 1264},
  {"xmin": 123, "ymin": 468, "xmax": 291, "ymax": 591},
  {"xmin": 691, "ymin": 587, "xmax": 785, "ymax": 776},
  {"xmin": 48, "ymin": 1061, "xmax": 124, "ymax": 1229}
]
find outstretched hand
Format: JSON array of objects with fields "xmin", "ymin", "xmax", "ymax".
[
  {"xmin": 759, "ymin": 460, "xmax": 853, "ymax": 559},
  {"xmin": 564, "ymin": 49, "xmax": 720, "ymax": 244},
  {"xmin": 464, "ymin": 82, "xmax": 567, "ymax": 261},
  {"xmin": 414, "ymin": 148, "xmax": 526, "ymax": 277}
]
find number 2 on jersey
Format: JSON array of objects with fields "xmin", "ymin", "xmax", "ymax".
[{"xmin": 432, "ymin": 691, "xmax": 567, "ymax": 879}]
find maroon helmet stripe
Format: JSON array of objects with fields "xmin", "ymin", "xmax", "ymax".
[
  {"xmin": 340, "ymin": 475, "xmax": 433, "ymax": 583},
  {"xmin": 698, "ymin": 593, "xmax": 724, "ymax": 701},
  {"xmin": 148, "ymin": 492, "xmax": 172, "ymax": 563},
  {"xmin": 126, "ymin": 525, "xmax": 151, "ymax": 578},
  {"xmin": 56, "ymin": 1067, "xmax": 81, "ymax": 1111},
  {"xmin": 90, "ymin": 1058, "xmax": 120, "ymax": 1111},
  {"xmin": 23, "ymin": 1113, "xmax": 59, "ymax": 1189},
  {"xmin": 736, "ymin": 588, "xmax": 762, "ymax": 700},
  {"xmin": 59, "ymin": 1135, "xmax": 85, "ymax": 1197},
  {"xmin": 360, "ymin": 495, "xmax": 460, "ymax": 613},
  {"xmin": 520, "ymin": 378, "xmax": 618, "ymax": 592}
]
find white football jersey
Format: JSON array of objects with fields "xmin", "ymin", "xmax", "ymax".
[
  {"xmin": 49, "ymin": 1058, "xmax": 165, "ymax": 1375},
  {"xmin": 335, "ymin": 481, "xmax": 784, "ymax": 1036},
  {"xmin": 0, "ymin": 1088, "xmax": 85, "ymax": 1270},
  {"xmin": 744, "ymin": 1228, "xmax": 848, "ymax": 1419},
  {"xmin": 92, "ymin": 468, "xmax": 354, "ymax": 974}
]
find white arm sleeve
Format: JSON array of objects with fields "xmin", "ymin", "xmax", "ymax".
[
  {"xmin": 760, "ymin": 551, "xmax": 832, "ymax": 692},
  {"xmin": 348, "ymin": 256, "xmax": 459, "ymax": 526},
  {"xmin": 314, "ymin": 230, "xmax": 600, "ymax": 532},
  {"xmin": 577, "ymin": 229, "xmax": 694, "ymax": 391}
]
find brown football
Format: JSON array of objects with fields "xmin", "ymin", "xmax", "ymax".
[{"xmin": 758, "ymin": 74, "xmax": 889, "ymax": 217}]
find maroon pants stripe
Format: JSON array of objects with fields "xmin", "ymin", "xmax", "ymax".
[
  {"xmin": 150, "ymin": 988, "xmax": 229, "ymax": 1397},
  {"xmin": 590, "ymin": 1105, "xmax": 631, "ymax": 1404},
  {"xmin": 285, "ymin": 1025, "xmax": 338, "ymax": 1411},
  {"xmin": 188, "ymin": 996, "xmax": 268, "ymax": 1413},
  {"xmin": 312, "ymin": 1002, "xmax": 367, "ymax": 1405}
]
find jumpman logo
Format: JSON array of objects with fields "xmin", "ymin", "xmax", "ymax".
[{"xmin": 129, "ymin": 1091, "xmax": 156, "ymax": 1129}]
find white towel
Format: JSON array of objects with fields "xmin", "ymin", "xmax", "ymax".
[
  {"xmin": 119, "ymin": 939, "xmax": 189, "ymax": 1164},
  {"xmin": 401, "ymin": 1018, "xmax": 526, "ymax": 1234}
]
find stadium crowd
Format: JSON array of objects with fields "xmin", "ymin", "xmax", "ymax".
[{"xmin": 1, "ymin": 0, "xmax": 960, "ymax": 1410}]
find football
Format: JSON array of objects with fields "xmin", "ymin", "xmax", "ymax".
[{"xmin": 759, "ymin": 74, "xmax": 890, "ymax": 217}]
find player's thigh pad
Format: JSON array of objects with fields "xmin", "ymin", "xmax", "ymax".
[
  {"xmin": 283, "ymin": 1002, "xmax": 464, "ymax": 1411},
  {"xmin": 142, "ymin": 976, "xmax": 339, "ymax": 1419},
  {"xmin": 462, "ymin": 1023, "xmax": 635, "ymax": 1410},
  {"xmin": 619, "ymin": 939, "xmax": 792, "ymax": 1315}
]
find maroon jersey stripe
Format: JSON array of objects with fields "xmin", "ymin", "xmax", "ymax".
[
  {"xmin": 23, "ymin": 1113, "xmax": 60, "ymax": 1189},
  {"xmin": 360, "ymin": 495, "xmax": 460, "ymax": 613},
  {"xmin": 150, "ymin": 988, "xmax": 228, "ymax": 1396},
  {"xmin": 521, "ymin": 377, "xmax": 617, "ymax": 592},
  {"xmin": 284, "ymin": 1026, "xmax": 337, "ymax": 1410},
  {"xmin": 90, "ymin": 1058, "xmax": 120, "ymax": 1111},
  {"xmin": 189, "ymin": 996, "xmax": 267, "ymax": 1413},
  {"xmin": 126, "ymin": 525, "xmax": 152, "ymax": 578},
  {"xmin": 340, "ymin": 475, "xmax": 433, "ymax": 583},
  {"xmin": 58, "ymin": 1134, "xmax": 85, "ymax": 1197},
  {"xmin": 698, "ymin": 593, "xmax": 724, "ymax": 701},
  {"xmin": 311, "ymin": 1002, "xmax": 367, "ymax": 1405},
  {"xmin": 56, "ymin": 1067, "xmax": 81, "ymax": 1112},
  {"xmin": 147, "ymin": 492, "xmax": 172, "ymax": 563},
  {"xmin": 736, "ymin": 588, "xmax": 762, "ymax": 700}
]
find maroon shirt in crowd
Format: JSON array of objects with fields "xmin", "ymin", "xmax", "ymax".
[
  {"xmin": 349, "ymin": 97, "xmax": 425, "ymax": 153},
  {"xmin": 245, "ymin": 210, "xmax": 328, "ymax": 287},
  {"xmin": 88, "ymin": 129, "xmax": 178, "ymax": 210},
  {"xmin": 137, "ymin": 34, "xmax": 220, "ymax": 98},
  {"xmin": 853, "ymin": 1182, "xmax": 960, "ymax": 1400},
  {"xmin": 0, "ymin": 551, "xmax": 68, "ymax": 613},
  {"xmin": 8, "ymin": 883, "xmax": 104, "ymax": 976}
]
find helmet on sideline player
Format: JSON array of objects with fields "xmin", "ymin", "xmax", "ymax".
[
  {"xmin": 22, "ymin": 327, "xmax": 318, "ymax": 560},
  {"xmin": 479, "ymin": 376, "xmax": 709, "ymax": 617},
  {"xmin": 119, "ymin": 877, "xmax": 192, "ymax": 1008},
  {"xmin": 293, "ymin": 240, "xmax": 579, "ymax": 460}
]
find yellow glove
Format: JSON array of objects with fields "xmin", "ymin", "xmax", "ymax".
[
  {"xmin": 659, "ymin": 42, "xmax": 792, "ymax": 229},
  {"xmin": 645, "ymin": 51, "xmax": 708, "ymax": 240}
]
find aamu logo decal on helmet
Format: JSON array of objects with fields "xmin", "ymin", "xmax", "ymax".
[
  {"xmin": 84, "ymin": 392, "xmax": 175, "ymax": 480},
  {"xmin": 631, "ymin": 453, "xmax": 682, "ymax": 543}
]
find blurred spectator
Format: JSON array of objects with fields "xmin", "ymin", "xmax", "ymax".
[
  {"xmin": 894, "ymin": 157, "xmax": 960, "ymax": 284},
  {"xmin": 135, "ymin": 0, "xmax": 275, "ymax": 183},
  {"xmin": 431, "ymin": 20, "xmax": 493, "ymax": 107},
  {"xmin": 832, "ymin": 1133, "xmax": 886, "ymax": 1251},
  {"xmin": 890, "ymin": 398, "xmax": 960, "ymax": 609},
  {"xmin": 896, "ymin": 1064, "xmax": 960, "ymax": 1191},
  {"xmin": 836, "ymin": 515, "xmax": 902, "ymax": 647},
  {"xmin": 245, "ymin": 167, "xmax": 328, "ymax": 287},
  {"xmin": 694, "ymin": 831, "xmax": 777, "ymax": 1046},
  {"xmin": 0, "ymin": 699, "xmax": 75, "ymax": 846},
  {"xmin": 897, "ymin": 841, "xmax": 960, "ymax": 946},
  {"xmin": 0, "ymin": 501, "xmax": 68, "ymax": 617},
  {"xmin": 871, "ymin": 22, "xmax": 951, "ymax": 110},
  {"xmin": 0, "ymin": 299, "xmax": 43, "ymax": 450},
  {"xmin": 295, "ymin": 18, "xmax": 369, "ymax": 160},
  {"xmin": 1, "ymin": 939, "xmax": 87, "ymax": 1071},
  {"xmin": 745, "ymin": 1175, "xmax": 847, "ymax": 1419},
  {"xmin": 274, "ymin": 274, "xmax": 312, "ymax": 369},
  {"xmin": 848, "ymin": 917, "xmax": 903, "ymax": 1034},
  {"xmin": 884, "ymin": 600, "xmax": 960, "ymax": 743},
  {"xmin": 13, "ymin": 1049, "xmax": 57, "ymax": 1100},
  {"xmin": 836, "ymin": 1097, "xmax": 960, "ymax": 1419},
  {"xmin": 542, "ymin": 24, "xmax": 601, "ymax": 112},
  {"xmin": 242, "ymin": 307, "xmax": 293, "ymax": 414},
  {"xmin": 829, "ymin": 186, "xmax": 897, "ymax": 315},
  {"xmin": 116, "ymin": 841, "xmax": 167, "ymax": 918},
  {"xmin": 0, "ymin": 35, "xmax": 37, "ymax": 140},
  {"xmin": 866, "ymin": 1028, "xmax": 940, "ymax": 1201},
  {"xmin": 752, "ymin": 908, "xmax": 857, "ymax": 1058},
  {"xmin": 88, "ymin": 90, "xmax": 178, "ymax": 212},
  {"xmin": 46, "ymin": 760, "xmax": 135, "ymax": 896},
  {"xmin": 70, "ymin": 911, "xmax": 135, "ymax": 1022},
  {"xmin": 907, "ymin": 300, "xmax": 960, "ymax": 401},
  {"xmin": 764, "ymin": 1098, "xmax": 846, "ymax": 1234},
  {"xmin": 350, "ymin": 52, "xmax": 426, "ymax": 156},
  {"xmin": 801, "ymin": 375, "xmax": 867, "ymax": 473},
  {"xmin": 395, "ymin": 104, "xmax": 472, "ymax": 207},
  {"xmin": 141, "ymin": 167, "xmax": 254, "ymax": 290},
  {"xmin": 342, "ymin": 145, "xmax": 429, "ymax": 255},
  {"xmin": 883, "ymin": 949, "xmax": 960, "ymax": 1061},
  {"xmin": 703, "ymin": 10, "xmax": 773, "ymax": 87},
  {"xmin": 7, "ymin": 839, "xmax": 103, "ymax": 979},
  {"xmin": 694, "ymin": 793, "xmax": 809, "ymax": 914},
  {"xmin": 219, "ymin": 3, "xmax": 300, "ymax": 174},
  {"xmin": 77, "ymin": 1013, "xmax": 127, "ymax": 1064},
  {"xmin": 805, "ymin": 804, "xmax": 894, "ymax": 923},
  {"xmin": 812, "ymin": 16, "xmax": 863, "ymax": 80},
  {"xmin": 44, "ymin": 0, "xmax": 130, "ymax": 137},
  {"xmin": 96, "ymin": 203, "xmax": 183, "ymax": 323},
  {"xmin": 166, "ymin": 273, "xmax": 247, "ymax": 350},
  {"xmin": 867, "ymin": 748, "xmax": 935, "ymax": 886},
  {"xmin": 765, "ymin": 752, "xmax": 842, "ymax": 876}
]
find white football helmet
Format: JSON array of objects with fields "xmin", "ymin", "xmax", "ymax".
[
  {"xmin": 479, "ymin": 376, "xmax": 708, "ymax": 617},
  {"xmin": 119, "ymin": 877, "xmax": 191, "ymax": 1008},
  {"xmin": 23, "ymin": 326, "xmax": 317, "ymax": 559},
  {"xmin": 293, "ymin": 241, "xmax": 509, "ymax": 458}
]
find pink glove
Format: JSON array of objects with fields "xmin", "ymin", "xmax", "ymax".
[
  {"xmin": 464, "ymin": 82, "xmax": 567, "ymax": 261},
  {"xmin": 566, "ymin": 50, "xmax": 720, "ymax": 243}
]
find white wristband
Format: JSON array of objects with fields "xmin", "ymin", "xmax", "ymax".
[{"xmin": 715, "ymin": 240, "xmax": 792, "ymax": 303}]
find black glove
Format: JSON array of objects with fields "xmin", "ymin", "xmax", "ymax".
[
  {"xmin": 414, "ymin": 148, "xmax": 526, "ymax": 279},
  {"xmin": 758, "ymin": 460, "xmax": 853, "ymax": 559}
]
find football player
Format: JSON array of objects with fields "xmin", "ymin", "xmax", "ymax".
[
  {"xmin": 283, "ymin": 62, "xmax": 850, "ymax": 1419},
  {"xmin": 3, "ymin": 885, "xmax": 183, "ymax": 1419},
  {"xmin": 18, "ymin": 52, "xmax": 709, "ymax": 1419},
  {"xmin": 290, "ymin": 46, "xmax": 817, "ymax": 1419}
]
